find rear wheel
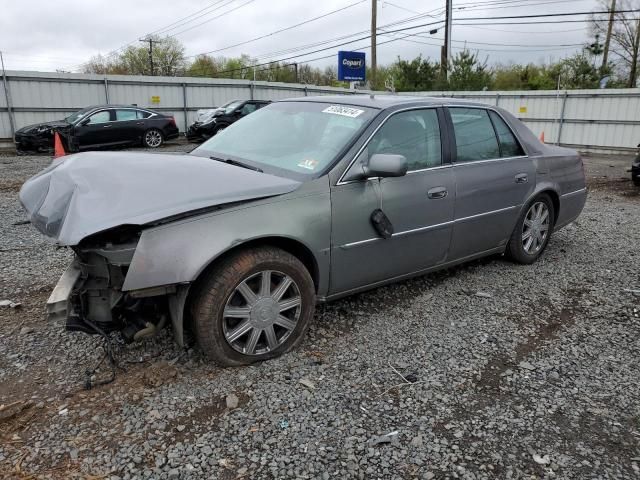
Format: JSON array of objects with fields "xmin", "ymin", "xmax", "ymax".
[
  {"xmin": 143, "ymin": 128, "xmax": 163, "ymax": 148},
  {"xmin": 505, "ymin": 194, "xmax": 555, "ymax": 264},
  {"xmin": 191, "ymin": 247, "xmax": 315, "ymax": 366}
]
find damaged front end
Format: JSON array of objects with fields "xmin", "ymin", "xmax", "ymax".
[{"xmin": 49, "ymin": 228, "xmax": 188, "ymax": 345}]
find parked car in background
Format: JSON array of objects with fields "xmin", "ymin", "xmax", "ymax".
[
  {"xmin": 632, "ymin": 143, "xmax": 640, "ymax": 186},
  {"xmin": 20, "ymin": 96, "xmax": 587, "ymax": 367},
  {"xmin": 14, "ymin": 105, "xmax": 179, "ymax": 153},
  {"xmin": 187, "ymin": 99, "xmax": 270, "ymax": 142}
]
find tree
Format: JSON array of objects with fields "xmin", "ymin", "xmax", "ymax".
[
  {"xmin": 83, "ymin": 36, "xmax": 187, "ymax": 76},
  {"xmin": 592, "ymin": 0, "xmax": 640, "ymax": 87},
  {"xmin": 188, "ymin": 55, "xmax": 221, "ymax": 77},
  {"xmin": 447, "ymin": 50, "xmax": 492, "ymax": 91}
]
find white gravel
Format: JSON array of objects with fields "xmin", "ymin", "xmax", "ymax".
[{"xmin": 0, "ymin": 149, "xmax": 638, "ymax": 479}]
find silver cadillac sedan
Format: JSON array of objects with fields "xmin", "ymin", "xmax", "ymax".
[{"xmin": 20, "ymin": 95, "xmax": 587, "ymax": 366}]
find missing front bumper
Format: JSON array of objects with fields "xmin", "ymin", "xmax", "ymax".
[{"xmin": 47, "ymin": 259, "xmax": 82, "ymax": 322}]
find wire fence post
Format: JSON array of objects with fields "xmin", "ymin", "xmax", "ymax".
[
  {"xmin": 250, "ymin": 82, "xmax": 255, "ymax": 100},
  {"xmin": 557, "ymin": 91, "xmax": 569, "ymax": 145},
  {"xmin": 495, "ymin": 93, "xmax": 500, "ymax": 106},
  {"xmin": 0, "ymin": 51, "xmax": 16, "ymax": 139}
]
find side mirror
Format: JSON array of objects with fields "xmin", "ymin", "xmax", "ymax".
[
  {"xmin": 78, "ymin": 118, "xmax": 90, "ymax": 127},
  {"xmin": 364, "ymin": 154, "xmax": 408, "ymax": 178}
]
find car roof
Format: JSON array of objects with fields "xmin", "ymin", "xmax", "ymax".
[
  {"xmin": 82, "ymin": 105, "xmax": 159, "ymax": 111},
  {"xmin": 281, "ymin": 94, "xmax": 482, "ymax": 110}
]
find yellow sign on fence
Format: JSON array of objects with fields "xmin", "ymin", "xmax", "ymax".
[
  {"xmin": 519, "ymin": 106, "xmax": 527, "ymax": 114},
  {"xmin": 151, "ymin": 96, "xmax": 160, "ymax": 104}
]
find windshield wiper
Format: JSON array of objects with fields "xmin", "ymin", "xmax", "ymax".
[{"xmin": 210, "ymin": 156, "xmax": 263, "ymax": 173}]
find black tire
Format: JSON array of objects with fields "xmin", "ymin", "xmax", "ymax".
[
  {"xmin": 142, "ymin": 128, "xmax": 164, "ymax": 148},
  {"xmin": 505, "ymin": 193, "xmax": 555, "ymax": 265},
  {"xmin": 191, "ymin": 246, "xmax": 315, "ymax": 366},
  {"xmin": 633, "ymin": 175, "xmax": 640, "ymax": 187}
]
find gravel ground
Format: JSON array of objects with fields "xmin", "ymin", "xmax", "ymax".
[{"xmin": 0, "ymin": 147, "xmax": 638, "ymax": 479}]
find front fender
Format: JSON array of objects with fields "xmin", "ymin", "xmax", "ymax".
[{"xmin": 122, "ymin": 180, "xmax": 331, "ymax": 295}]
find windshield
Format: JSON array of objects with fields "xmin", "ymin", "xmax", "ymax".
[
  {"xmin": 193, "ymin": 101, "xmax": 376, "ymax": 177},
  {"xmin": 64, "ymin": 107, "xmax": 94, "ymax": 124},
  {"xmin": 223, "ymin": 101, "xmax": 244, "ymax": 114}
]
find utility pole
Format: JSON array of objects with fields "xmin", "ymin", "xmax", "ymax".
[
  {"xmin": 441, "ymin": 0, "xmax": 453, "ymax": 79},
  {"xmin": 139, "ymin": 37, "xmax": 161, "ymax": 76},
  {"xmin": 371, "ymin": 0, "xmax": 377, "ymax": 87},
  {"xmin": 602, "ymin": 0, "xmax": 616, "ymax": 72},
  {"xmin": 293, "ymin": 62, "xmax": 299, "ymax": 83}
]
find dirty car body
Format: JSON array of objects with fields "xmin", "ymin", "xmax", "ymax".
[{"xmin": 20, "ymin": 96, "xmax": 587, "ymax": 365}]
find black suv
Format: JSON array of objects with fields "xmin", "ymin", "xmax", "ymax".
[{"xmin": 187, "ymin": 99, "xmax": 270, "ymax": 142}]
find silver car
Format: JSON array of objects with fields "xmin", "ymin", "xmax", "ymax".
[{"xmin": 20, "ymin": 96, "xmax": 587, "ymax": 366}]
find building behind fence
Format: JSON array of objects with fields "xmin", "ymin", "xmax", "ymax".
[{"xmin": 1, "ymin": 70, "xmax": 639, "ymax": 153}]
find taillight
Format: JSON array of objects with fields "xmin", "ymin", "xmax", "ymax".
[{"xmin": 169, "ymin": 117, "xmax": 176, "ymax": 126}]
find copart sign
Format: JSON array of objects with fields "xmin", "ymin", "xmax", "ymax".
[{"xmin": 338, "ymin": 51, "xmax": 366, "ymax": 82}]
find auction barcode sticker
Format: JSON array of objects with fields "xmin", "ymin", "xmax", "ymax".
[{"xmin": 322, "ymin": 105, "xmax": 365, "ymax": 118}]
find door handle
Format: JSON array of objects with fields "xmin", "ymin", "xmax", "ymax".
[
  {"xmin": 427, "ymin": 186, "xmax": 448, "ymax": 199},
  {"xmin": 515, "ymin": 173, "xmax": 528, "ymax": 183},
  {"xmin": 102, "ymin": 124, "xmax": 112, "ymax": 128}
]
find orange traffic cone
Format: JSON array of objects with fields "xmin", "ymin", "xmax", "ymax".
[
  {"xmin": 539, "ymin": 131, "xmax": 545, "ymax": 143},
  {"xmin": 53, "ymin": 131, "xmax": 66, "ymax": 158}
]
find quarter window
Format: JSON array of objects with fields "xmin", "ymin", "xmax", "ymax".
[
  {"xmin": 87, "ymin": 110, "xmax": 111, "ymax": 125},
  {"xmin": 137, "ymin": 110, "xmax": 152, "ymax": 119},
  {"xmin": 450, "ymin": 108, "xmax": 500, "ymax": 162},
  {"xmin": 115, "ymin": 109, "xmax": 137, "ymax": 121},
  {"xmin": 489, "ymin": 111, "xmax": 525, "ymax": 157},
  {"xmin": 368, "ymin": 109, "xmax": 442, "ymax": 171}
]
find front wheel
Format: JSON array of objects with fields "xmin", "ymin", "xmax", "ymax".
[
  {"xmin": 505, "ymin": 194, "xmax": 555, "ymax": 264},
  {"xmin": 191, "ymin": 247, "xmax": 315, "ymax": 366},
  {"xmin": 143, "ymin": 128, "xmax": 163, "ymax": 148}
]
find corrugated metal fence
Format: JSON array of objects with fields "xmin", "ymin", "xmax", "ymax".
[
  {"xmin": 1, "ymin": 70, "xmax": 639, "ymax": 153},
  {"xmin": 406, "ymin": 89, "xmax": 640, "ymax": 154}
]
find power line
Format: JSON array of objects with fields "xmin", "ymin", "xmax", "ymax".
[
  {"xmin": 191, "ymin": 8, "xmax": 640, "ymax": 78},
  {"xmin": 165, "ymin": 0, "xmax": 258, "ymax": 38},
  {"xmin": 185, "ymin": 0, "xmax": 368, "ymax": 58}
]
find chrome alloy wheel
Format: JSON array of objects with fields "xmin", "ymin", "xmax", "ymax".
[
  {"xmin": 145, "ymin": 130, "xmax": 162, "ymax": 147},
  {"xmin": 222, "ymin": 270, "xmax": 301, "ymax": 356},
  {"xmin": 522, "ymin": 201, "xmax": 550, "ymax": 254}
]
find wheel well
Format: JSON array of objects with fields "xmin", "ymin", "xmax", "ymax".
[
  {"xmin": 195, "ymin": 237, "xmax": 320, "ymax": 293},
  {"xmin": 539, "ymin": 189, "xmax": 560, "ymax": 224}
]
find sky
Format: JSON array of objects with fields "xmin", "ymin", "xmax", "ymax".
[{"xmin": 0, "ymin": 0, "xmax": 600, "ymax": 73}]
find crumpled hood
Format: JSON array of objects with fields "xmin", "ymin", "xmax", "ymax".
[
  {"xmin": 16, "ymin": 120, "xmax": 70, "ymax": 135},
  {"xmin": 19, "ymin": 151, "xmax": 301, "ymax": 246}
]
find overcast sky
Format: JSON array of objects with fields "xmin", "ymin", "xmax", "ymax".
[{"xmin": 0, "ymin": 0, "xmax": 599, "ymax": 73}]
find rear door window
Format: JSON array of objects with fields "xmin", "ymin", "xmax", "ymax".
[
  {"xmin": 115, "ymin": 109, "xmax": 137, "ymax": 121},
  {"xmin": 489, "ymin": 111, "xmax": 525, "ymax": 158},
  {"xmin": 449, "ymin": 108, "xmax": 500, "ymax": 162}
]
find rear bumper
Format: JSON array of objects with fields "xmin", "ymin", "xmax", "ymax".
[
  {"xmin": 164, "ymin": 127, "xmax": 180, "ymax": 141},
  {"xmin": 631, "ymin": 160, "xmax": 640, "ymax": 184},
  {"xmin": 556, "ymin": 187, "xmax": 587, "ymax": 230}
]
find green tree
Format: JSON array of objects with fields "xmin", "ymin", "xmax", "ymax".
[
  {"xmin": 84, "ymin": 36, "xmax": 186, "ymax": 76},
  {"xmin": 447, "ymin": 50, "xmax": 492, "ymax": 91}
]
